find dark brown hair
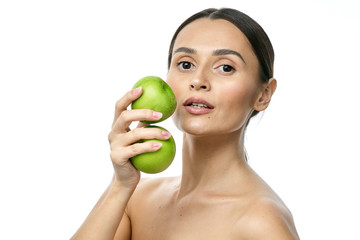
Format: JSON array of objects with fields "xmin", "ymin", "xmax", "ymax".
[{"xmin": 167, "ymin": 8, "xmax": 275, "ymax": 120}]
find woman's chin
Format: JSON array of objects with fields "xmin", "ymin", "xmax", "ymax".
[{"xmin": 176, "ymin": 119, "xmax": 214, "ymax": 136}]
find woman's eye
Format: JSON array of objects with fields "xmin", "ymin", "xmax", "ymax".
[
  {"xmin": 219, "ymin": 64, "xmax": 234, "ymax": 73},
  {"xmin": 178, "ymin": 61, "xmax": 194, "ymax": 70}
]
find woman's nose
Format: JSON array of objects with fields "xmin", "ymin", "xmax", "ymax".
[{"xmin": 189, "ymin": 75, "xmax": 211, "ymax": 91}]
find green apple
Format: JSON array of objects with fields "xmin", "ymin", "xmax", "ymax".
[
  {"xmin": 131, "ymin": 76, "xmax": 177, "ymax": 124},
  {"xmin": 131, "ymin": 126, "xmax": 176, "ymax": 174}
]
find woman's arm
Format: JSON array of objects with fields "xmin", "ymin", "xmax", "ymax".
[
  {"xmin": 71, "ymin": 87, "xmax": 171, "ymax": 239},
  {"xmin": 71, "ymin": 176, "xmax": 134, "ymax": 240}
]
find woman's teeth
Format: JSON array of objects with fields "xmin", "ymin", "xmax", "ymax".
[{"xmin": 190, "ymin": 103, "xmax": 209, "ymax": 109}]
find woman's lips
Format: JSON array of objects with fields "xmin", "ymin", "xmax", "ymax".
[{"xmin": 183, "ymin": 97, "xmax": 214, "ymax": 115}]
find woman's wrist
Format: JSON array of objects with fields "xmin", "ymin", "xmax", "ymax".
[{"xmin": 109, "ymin": 175, "xmax": 138, "ymax": 201}]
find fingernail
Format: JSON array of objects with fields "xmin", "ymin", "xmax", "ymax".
[
  {"xmin": 162, "ymin": 131, "xmax": 171, "ymax": 138},
  {"xmin": 132, "ymin": 87, "xmax": 142, "ymax": 95},
  {"xmin": 153, "ymin": 142, "xmax": 162, "ymax": 148},
  {"xmin": 153, "ymin": 111, "xmax": 163, "ymax": 119}
]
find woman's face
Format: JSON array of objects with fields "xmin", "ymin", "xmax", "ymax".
[{"xmin": 167, "ymin": 18, "xmax": 263, "ymax": 136}]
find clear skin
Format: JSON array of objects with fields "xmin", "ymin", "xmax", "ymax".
[{"xmin": 71, "ymin": 18, "xmax": 299, "ymax": 240}]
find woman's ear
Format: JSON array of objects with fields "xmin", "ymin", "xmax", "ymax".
[{"xmin": 254, "ymin": 78, "xmax": 277, "ymax": 112}]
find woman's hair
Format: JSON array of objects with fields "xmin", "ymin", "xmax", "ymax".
[{"xmin": 167, "ymin": 8, "xmax": 274, "ymax": 121}]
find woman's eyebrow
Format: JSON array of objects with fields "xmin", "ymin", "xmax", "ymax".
[
  {"xmin": 173, "ymin": 47, "xmax": 246, "ymax": 64},
  {"xmin": 173, "ymin": 47, "xmax": 196, "ymax": 55},
  {"xmin": 213, "ymin": 49, "xmax": 246, "ymax": 64}
]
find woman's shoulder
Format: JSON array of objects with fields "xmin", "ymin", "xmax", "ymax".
[
  {"xmin": 126, "ymin": 176, "xmax": 180, "ymax": 215},
  {"xmin": 237, "ymin": 195, "xmax": 299, "ymax": 239},
  {"xmin": 139, "ymin": 175, "xmax": 180, "ymax": 188},
  {"xmin": 234, "ymin": 178, "xmax": 300, "ymax": 239},
  {"xmin": 131, "ymin": 176, "xmax": 180, "ymax": 199}
]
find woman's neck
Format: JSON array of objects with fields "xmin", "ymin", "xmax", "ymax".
[{"xmin": 178, "ymin": 128, "xmax": 249, "ymax": 197}]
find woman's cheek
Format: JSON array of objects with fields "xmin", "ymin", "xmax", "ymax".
[
  {"xmin": 166, "ymin": 77, "xmax": 181, "ymax": 118},
  {"xmin": 166, "ymin": 72, "xmax": 176, "ymax": 93}
]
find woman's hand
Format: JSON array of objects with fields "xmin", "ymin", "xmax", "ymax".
[{"xmin": 108, "ymin": 87, "xmax": 171, "ymax": 190}]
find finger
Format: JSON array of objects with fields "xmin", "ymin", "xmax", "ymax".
[
  {"xmin": 126, "ymin": 121, "xmax": 148, "ymax": 133},
  {"xmin": 112, "ymin": 87, "xmax": 143, "ymax": 128},
  {"xmin": 118, "ymin": 141, "xmax": 163, "ymax": 160},
  {"xmin": 121, "ymin": 127, "xmax": 171, "ymax": 146},
  {"xmin": 137, "ymin": 121, "xmax": 150, "ymax": 128},
  {"xmin": 112, "ymin": 109, "xmax": 162, "ymax": 133}
]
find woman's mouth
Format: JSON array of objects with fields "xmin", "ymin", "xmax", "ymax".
[{"xmin": 183, "ymin": 97, "xmax": 214, "ymax": 115}]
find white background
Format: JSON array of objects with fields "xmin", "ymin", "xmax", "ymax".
[{"xmin": 1, "ymin": 0, "xmax": 359, "ymax": 239}]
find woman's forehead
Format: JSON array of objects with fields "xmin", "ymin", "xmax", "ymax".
[
  {"xmin": 173, "ymin": 18, "xmax": 255, "ymax": 62},
  {"xmin": 174, "ymin": 18, "xmax": 251, "ymax": 51}
]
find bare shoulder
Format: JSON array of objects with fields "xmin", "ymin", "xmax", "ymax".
[
  {"xmin": 135, "ymin": 176, "xmax": 179, "ymax": 193},
  {"xmin": 127, "ymin": 176, "xmax": 179, "ymax": 210},
  {"xmin": 237, "ymin": 195, "xmax": 300, "ymax": 240}
]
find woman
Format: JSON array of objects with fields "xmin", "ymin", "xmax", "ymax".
[{"xmin": 72, "ymin": 8, "xmax": 299, "ymax": 240}]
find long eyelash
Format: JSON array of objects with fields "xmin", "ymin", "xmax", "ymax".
[{"xmin": 177, "ymin": 61, "xmax": 189, "ymax": 66}]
